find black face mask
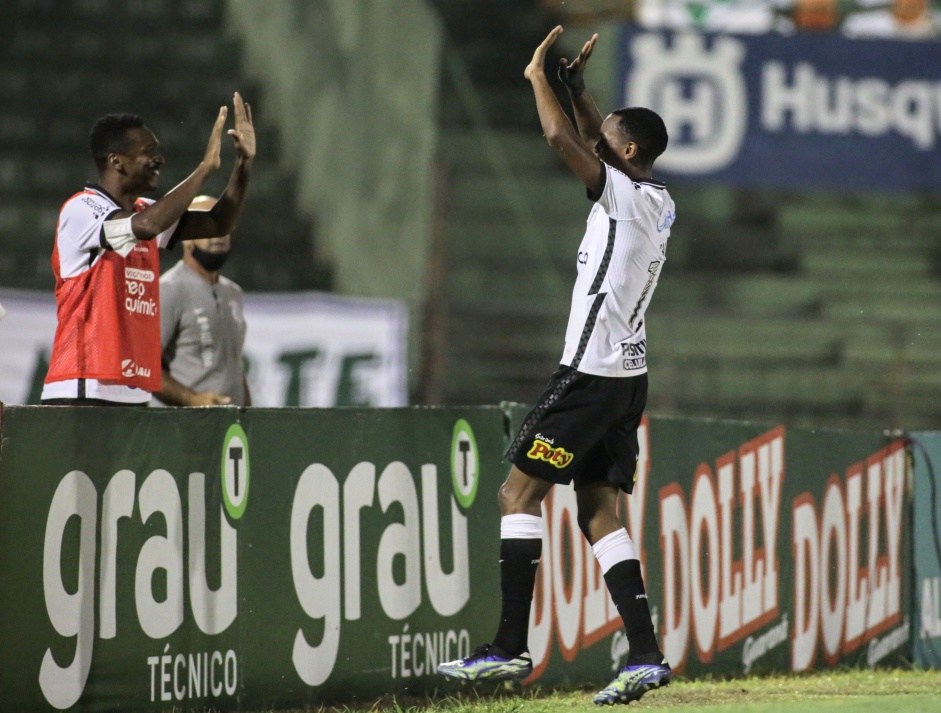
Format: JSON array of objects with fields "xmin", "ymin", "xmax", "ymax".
[{"xmin": 191, "ymin": 245, "xmax": 229, "ymax": 272}]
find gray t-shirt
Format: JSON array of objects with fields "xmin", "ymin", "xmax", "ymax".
[{"xmin": 159, "ymin": 261, "xmax": 248, "ymax": 405}]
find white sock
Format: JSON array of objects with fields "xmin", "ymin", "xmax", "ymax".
[
  {"xmin": 591, "ymin": 529, "xmax": 638, "ymax": 574},
  {"xmin": 500, "ymin": 514, "xmax": 543, "ymax": 539}
]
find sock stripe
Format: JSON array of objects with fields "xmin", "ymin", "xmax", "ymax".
[
  {"xmin": 592, "ymin": 528, "xmax": 638, "ymax": 574},
  {"xmin": 500, "ymin": 514, "xmax": 542, "ymax": 539}
]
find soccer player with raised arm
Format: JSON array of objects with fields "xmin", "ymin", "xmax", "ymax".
[
  {"xmin": 42, "ymin": 94, "xmax": 255, "ymax": 406},
  {"xmin": 438, "ymin": 27, "xmax": 675, "ymax": 706}
]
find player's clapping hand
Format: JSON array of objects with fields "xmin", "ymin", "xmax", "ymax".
[
  {"xmin": 558, "ymin": 32, "xmax": 598, "ymax": 96},
  {"xmin": 228, "ymin": 92, "xmax": 255, "ymax": 161},
  {"xmin": 525, "ymin": 25, "xmax": 564, "ymax": 81},
  {"xmin": 201, "ymin": 105, "xmax": 228, "ymax": 172}
]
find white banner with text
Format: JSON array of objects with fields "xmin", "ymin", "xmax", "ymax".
[{"xmin": 0, "ymin": 289, "xmax": 407, "ymax": 407}]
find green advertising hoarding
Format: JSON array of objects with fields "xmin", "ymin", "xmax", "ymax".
[
  {"xmin": 649, "ymin": 417, "xmax": 910, "ymax": 677},
  {"xmin": 505, "ymin": 409, "xmax": 912, "ymax": 685},
  {"xmin": 911, "ymin": 432, "xmax": 941, "ymax": 668},
  {"xmin": 0, "ymin": 405, "xmax": 913, "ymax": 712},
  {"xmin": 0, "ymin": 405, "xmax": 507, "ymax": 711}
]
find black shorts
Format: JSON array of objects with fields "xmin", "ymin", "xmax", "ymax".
[{"xmin": 505, "ymin": 365, "xmax": 648, "ymax": 493}]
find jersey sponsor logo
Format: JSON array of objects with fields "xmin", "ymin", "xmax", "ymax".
[
  {"xmin": 121, "ymin": 359, "xmax": 152, "ymax": 379},
  {"xmin": 527, "ymin": 440, "xmax": 574, "ymax": 469},
  {"xmin": 621, "ymin": 339, "xmax": 647, "ymax": 370},
  {"xmin": 125, "ymin": 267, "xmax": 155, "ymax": 282},
  {"xmin": 620, "ymin": 340, "xmax": 646, "ymax": 357},
  {"xmin": 125, "ymin": 295, "xmax": 157, "ymax": 316},
  {"xmin": 80, "ymin": 195, "xmax": 109, "ymax": 219},
  {"xmin": 657, "ymin": 206, "xmax": 676, "ymax": 233},
  {"xmin": 125, "ymin": 275, "xmax": 157, "ymax": 316}
]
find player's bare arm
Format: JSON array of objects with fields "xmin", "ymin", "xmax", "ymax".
[
  {"xmin": 182, "ymin": 92, "xmax": 256, "ymax": 242},
  {"xmin": 128, "ymin": 106, "xmax": 228, "ymax": 240},
  {"xmin": 558, "ymin": 32, "xmax": 604, "ymax": 146},
  {"xmin": 526, "ymin": 26, "xmax": 604, "ymax": 197}
]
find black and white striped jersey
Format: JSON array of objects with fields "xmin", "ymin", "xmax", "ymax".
[{"xmin": 560, "ymin": 162, "xmax": 675, "ymax": 377}]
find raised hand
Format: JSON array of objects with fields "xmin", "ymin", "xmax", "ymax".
[
  {"xmin": 202, "ymin": 105, "xmax": 227, "ymax": 172},
  {"xmin": 558, "ymin": 32, "xmax": 598, "ymax": 97},
  {"xmin": 525, "ymin": 25, "xmax": 564, "ymax": 81},
  {"xmin": 227, "ymin": 92, "xmax": 256, "ymax": 161}
]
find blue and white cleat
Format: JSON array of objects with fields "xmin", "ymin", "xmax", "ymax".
[
  {"xmin": 593, "ymin": 659, "xmax": 672, "ymax": 705},
  {"xmin": 437, "ymin": 644, "xmax": 533, "ymax": 681}
]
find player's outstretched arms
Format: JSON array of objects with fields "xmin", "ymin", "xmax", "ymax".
[
  {"xmin": 130, "ymin": 106, "xmax": 228, "ymax": 241},
  {"xmin": 181, "ymin": 92, "xmax": 256, "ymax": 241},
  {"xmin": 526, "ymin": 26, "xmax": 604, "ymax": 196}
]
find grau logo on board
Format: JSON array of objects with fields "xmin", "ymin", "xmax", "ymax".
[
  {"xmin": 289, "ymin": 420, "xmax": 479, "ymax": 686},
  {"xmin": 39, "ymin": 429, "xmax": 247, "ymax": 709}
]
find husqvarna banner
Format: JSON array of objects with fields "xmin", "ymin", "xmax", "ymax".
[
  {"xmin": 617, "ymin": 28, "xmax": 941, "ymax": 190},
  {"xmin": 0, "ymin": 406, "xmax": 913, "ymax": 712}
]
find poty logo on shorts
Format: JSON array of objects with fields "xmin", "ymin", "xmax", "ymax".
[
  {"xmin": 628, "ymin": 32, "xmax": 747, "ymax": 173},
  {"xmin": 527, "ymin": 440, "xmax": 574, "ymax": 469}
]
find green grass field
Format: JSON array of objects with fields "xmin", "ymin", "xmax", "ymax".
[
  {"xmin": 287, "ymin": 668, "xmax": 941, "ymax": 713},
  {"xmin": 183, "ymin": 669, "xmax": 941, "ymax": 713}
]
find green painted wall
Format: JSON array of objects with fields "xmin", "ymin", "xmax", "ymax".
[{"xmin": 225, "ymin": 0, "xmax": 442, "ymax": 382}]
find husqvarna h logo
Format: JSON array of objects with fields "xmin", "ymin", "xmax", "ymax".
[{"xmin": 627, "ymin": 32, "xmax": 747, "ymax": 174}]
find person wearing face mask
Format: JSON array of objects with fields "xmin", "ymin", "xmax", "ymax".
[{"xmin": 154, "ymin": 195, "xmax": 251, "ymax": 407}]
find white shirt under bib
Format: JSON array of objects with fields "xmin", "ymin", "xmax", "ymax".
[{"xmin": 41, "ymin": 186, "xmax": 179, "ymax": 403}]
